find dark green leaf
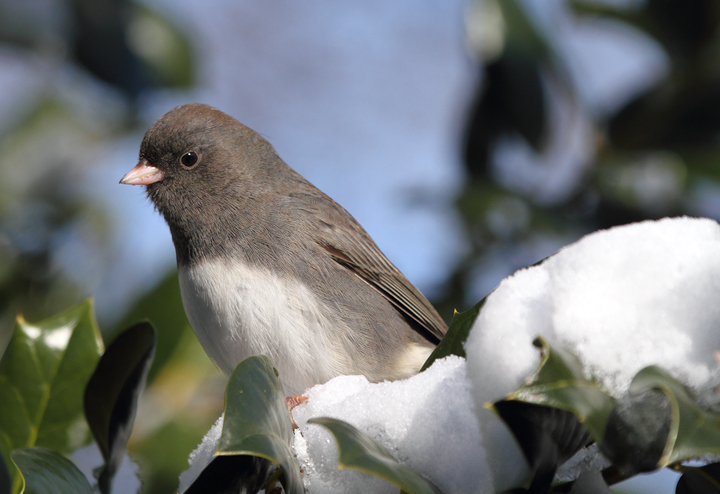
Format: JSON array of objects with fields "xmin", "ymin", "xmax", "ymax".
[
  {"xmin": 111, "ymin": 270, "xmax": 190, "ymax": 384},
  {"xmin": 676, "ymin": 463, "xmax": 720, "ymax": 494},
  {"xmin": 11, "ymin": 447, "xmax": 92, "ymax": 494},
  {"xmin": 0, "ymin": 299, "xmax": 104, "ymax": 492},
  {"xmin": 421, "ymin": 296, "xmax": 486, "ymax": 371},
  {"xmin": 493, "ymin": 401, "xmax": 591, "ymax": 493},
  {"xmin": 600, "ymin": 388, "xmax": 672, "ymax": 475},
  {"xmin": 492, "ymin": 338, "xmax": 615, "ymax": 492},
  {"xmin": 84, "ymin": 322, "xmax": 156, "ymax": 494},
  {"xmin": 0, "ymin": 454, "xmax": 10, "ymax": 494},
  {"xmin": 117, "ymin": 327, "xmax": 226, "ymax": 494},
  {"xmin": 214, "ymin": 355, "xmax": 302, "ymax": 494},
  {"xmin": 495, "ymin": 340, "xmax": 720, "ymax": 484},
  {"xmin": 501, "ymin": 337, "xmax": 617, "ymax": 443},
  {"xmin": 626, "ymin": 366, "xmax": 720, "ymax": 467},
  {"xmin": 185, "ymin": 455, "xmax": 275, "ymax": 494},
  {"xmin": 308, "ymin": 416, "xmax": 441, "ymax": 494}
]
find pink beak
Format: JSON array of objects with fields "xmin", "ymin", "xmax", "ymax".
[{"xmin": 119, "ymin": 159, "xmax": 165, "ymax": 185}]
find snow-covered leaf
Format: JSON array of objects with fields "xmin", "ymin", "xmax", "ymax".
[
  {"xmin": 213, "ymin": 355, "xmax": 302, "ymax": 494},
  {"xmin": 500, "ymin": 337, "xmax": 616, "ymax": 443},
  {"xmin": 495, "ymin": 337, "xmax": 720, "ymax": 485},
  {"xmin": 597, "ymin": 367, "xmax": 720, "ymax": 475},
  {"xmin": 308, "ymin": 416, "xmax": 441, "ymax": 494},
  {"xmin": 491, "ymin": 338, "xmax": 612, "ymax": 491},
  {"xmin": 601, "ymin": 387, "xmax": 672, "ymax": 474},
  {"xmin": 628, "ymin": 366, "xmax": 720, "ymax": 468}
]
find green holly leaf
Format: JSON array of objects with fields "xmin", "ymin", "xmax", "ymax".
[
  {"xmin": 500, "ymin": 337, "xmax": 616, "ymax": 442},
  {"xmin": 0, "ymin": 299, "xmax": 103, "ymax": 493},
  {"xmin": 627, "ymin": 366, "xmax": 720, "ymax": 467},
  {"xmin": 492, "ymin": 338, "xmax": 614, "ymax": 491},
  {"xmin": 11, "ymin": 447, "xmax": 92, "ymax": 494},
  {"xmin": 186, "ymin": 355, "xmax": 302, "ymax": 494},
  {"xmin": 421, "ymin": 296, "xmax": 486, "ymax": 371},
  {"xmin": 84, "ymin": 322, "xmax": 156, "ymax": 494}
]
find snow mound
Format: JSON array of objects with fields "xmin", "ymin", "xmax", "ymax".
[
  {"xmin": 465, "ymin": 216, "xmax": 720, "ymax": 410},
  {"xmin": 293, "ymin": 355, "xmax": 526, "ymax": 493}
]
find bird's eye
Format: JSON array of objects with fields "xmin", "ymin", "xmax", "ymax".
[{"xmin": 181, "ymin": 151, "xmax": 198, "ymax": 168}]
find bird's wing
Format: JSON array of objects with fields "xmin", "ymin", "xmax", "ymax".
[{"xmin": 293, "ymin": 189, "xmax": 447, "ymax": 344}]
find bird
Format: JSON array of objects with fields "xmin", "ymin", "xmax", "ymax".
[{"xmin": 120, "ymin": 103, "xmax": 447, "ymax": 396}]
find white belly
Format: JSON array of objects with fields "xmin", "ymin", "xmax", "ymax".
[{"xmin": 178, "ymin": 258, "xmax": 348, "ymax": 395}]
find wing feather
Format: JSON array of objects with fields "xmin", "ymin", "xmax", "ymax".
[{"xmin": 293, "ymin": 190, "xmax": 447, "ymax": 343}]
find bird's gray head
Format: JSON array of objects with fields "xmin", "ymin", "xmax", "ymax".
[{"xmin": 120, "ymin": 103, "xmax": 283, "ymax": 264}]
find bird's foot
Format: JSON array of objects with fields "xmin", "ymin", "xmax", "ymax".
[{"xmin": 286, "ymin": 394, "xmax": 308, "ymax": 429}]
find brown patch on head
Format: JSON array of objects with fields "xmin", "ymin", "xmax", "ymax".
[
  {"xmin": 140, "ymin": 104, "xmax": 253, "ymax": 160},
  {"xmin": 158, "ymin": 103, "xmax": 238, "ymax": 130}
]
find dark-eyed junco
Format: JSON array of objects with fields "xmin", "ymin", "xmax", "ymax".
[{"xmin": 120, "ymin": 103, "xmax": 447, "ymax": 395}]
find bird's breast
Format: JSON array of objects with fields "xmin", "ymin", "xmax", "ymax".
[{"xmin": 177, "ymin": 257, "xmax": 350, "ymax": 395}]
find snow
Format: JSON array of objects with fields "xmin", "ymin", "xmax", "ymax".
[
  {"xmin": 179, "ymin": 357, "xmax": 519, "ymax": 494},
  {"xmin": 465, "ymin": 216, "xmax": 720, "ymax": 406},
  {"xmin": 177, "ymin": 416, "xmax": 224, "ymax": 493},
  {"xmin": 292, "ymin": 356, "xmax": 514, "ymax": 494},
  {"xmin": 180, "ymin": 217, "xmax": 720, "ymax": 493}
]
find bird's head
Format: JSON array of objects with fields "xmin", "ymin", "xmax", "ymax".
[{"xmin": 121, "ymin": 103, "xmax": 280, "ymax": 228}]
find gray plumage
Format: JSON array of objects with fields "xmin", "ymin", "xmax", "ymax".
[{"xmin": 123, "ymin": 103, "xmax": 447, "ymax": 394}]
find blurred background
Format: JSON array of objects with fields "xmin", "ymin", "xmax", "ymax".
[{"xmin": 1, "ymin": 0, "xmax": 718, "ymax": 492}]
